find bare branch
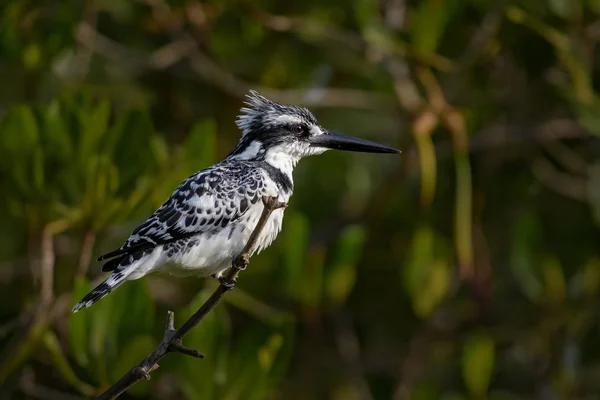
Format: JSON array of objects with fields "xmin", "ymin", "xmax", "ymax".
[
  {"xmin": 39, "ymin": 227, "xmax": 55, "ymax": 309},
  {"xmin": 531, "ymin": 156, "xmax": 588, "ymax": 201},
  {"xmin": 541, "ymin": 140, "xmax": 589, "ymax": 176},
  {"xmin": 333, "ymin": 310, "xmax": 373, "ymax": 400},
  {"xmin": 76, "ymin": 230, "xmax": 96, "ymax": 278},
  {"xmin": 457, "ymin": 1, "xmax": 506, "ymax": 66},
  {"xmin": 96, "ymin": 196, "xmax": 287, "ymax": 400},
  {"xmin": 255, "ymin": 11, "xmax": 454, "ymax": 71},
  {"xmin": 20, "ymin": 367, "xmax": 88, "ymax": 400},
  {"xmin": 74, "ymin": 21, "xmax": 394, "ymax": 110}
]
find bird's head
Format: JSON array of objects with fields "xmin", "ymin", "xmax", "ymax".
[{"xmin": 228, "ymin": 90, "xmax": 399, "ymax": 168}]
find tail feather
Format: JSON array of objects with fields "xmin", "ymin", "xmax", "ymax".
[
  {"xmin": 101, "ymin": 254, "xmax": 126, "ymax": 272},
  {"xmin": 72, "ymin": 269, "xmax": 131, "ymax": 312}
]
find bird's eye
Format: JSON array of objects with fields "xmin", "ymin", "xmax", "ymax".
[{"xmin": 291, "ymin": 125, "xmax": 304, "ymax": 135}]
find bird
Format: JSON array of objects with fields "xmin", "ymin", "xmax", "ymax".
[{"xmin": 72, "ymin": 90, "xmax": 399, "ymax": 312}]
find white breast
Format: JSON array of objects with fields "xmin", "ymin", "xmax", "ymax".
[{"xmin": 156, "ymin": 193, "xmax": 288, "ymax": 278}]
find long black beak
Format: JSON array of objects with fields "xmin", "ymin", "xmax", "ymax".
[{"xmin": 310, "ymin": 130, "xmax": 399, "ymax": 154}]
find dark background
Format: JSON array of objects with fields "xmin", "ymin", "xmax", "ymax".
[{"xmin": 1, "ymin": 0, "xmax": 599, "ymax": 399}]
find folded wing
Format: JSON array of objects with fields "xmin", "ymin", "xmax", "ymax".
[{"xmin": 98, "ymin": 162, "xmax": 276, "ymax": 271}]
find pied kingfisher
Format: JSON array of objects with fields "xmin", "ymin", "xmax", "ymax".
[{"xmin": 73, "ymin": 90, "xmax": 398, "ymax": 312}]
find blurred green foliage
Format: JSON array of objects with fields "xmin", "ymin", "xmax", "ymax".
[{"xmin": 1, "ymin": 0, "xmax": 600, "ymax": 399}]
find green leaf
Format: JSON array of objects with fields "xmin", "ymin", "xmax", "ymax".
[
  {"xmin": 32, "ymin": 146, "xmax": 45, "ymax": 193},
  {"xmin": 411, "ymin": 379, "xmax": 441, "ymax": 400},
  {"xmin": 175, "ymin": 290, "xmax": 231, "ymax": 400},
  {"xmin": 416, "ymin": 260, "xmax": 450, "ymax": 317},
  {"xmin": 590, "ymin": 0, "xmax": 600, "ymax": 14},
  {"xmin": 150, "ymin": 134, "xmax": 169, "ymax": 167},
  {"xmin": 549, "ymin": 0, "xmax": 573, "ymax": 19},
  {"xmin": 22, "ymin": 42, "xmax": 41, "ymax": 69},
  {"xmin": 115, "ymin": 280, "xmax": 155, "ymax": 348},
  {"xmin": 509, "ymin": 214, "xmax": 544, "ymax": 302},
  {"xmin": 186, "ymin": 119, "xmax": 217, "ymax": 169},
  {"xmin": 110, "ymin": 335, "xmax": 155, "ymax": 397},
  {"xmin": 587, "ymin": 161, "xmax": 600, "ymax": 223},
  {"xmin": 43, "ymin": 331, "xmax": 96, "ymax": 396},
  {"xmin": 403, "ymin": 227, "xmax": 450, "ymax": 317},
  {"xmin": 581, "ymin": 257, "xmax": 600, "ymax": 296},
  {"xmin": 78, "ymin": 98, "xmax": 110, "ymax": 166},
  {"xmin": 222, "ymin": 326, "xmax": 290, "ymax": 400},
  {"xmin": 542, "ymin": 255, "xmax": 566, "ymax": 305},
  {"xmin": 281, "ymin": 211, "xmax": 310, "ymax": 300},
  {"xmin": 462, "ymin": 332, "xmax": 495, "ymax": 397},
  {"xmin": 0, "ymin": 317, "xmax": 50, "ymax": 384},
  {"xmin": 300, "ymin": 246, "xmax": 326, "ymax": 310},
  {"xmin": 224, "ymin": 287, "xmax": 291, "ymax": 326},
  {"xmin": 0, "ymin": 105, "xmax": 39, "ymax": 155},
  {"xmin": 324, "ymin": 225, "xmax": 365, "ymax": 308},
  {"xmin": 411, "ymin": 0, "xmax": 448, "ymax": 53},
  {"xmin": 404, "ymin": 227, "xmax": 435, "ymax": 294},
  {"xmin": 69, "ymin": 277, "xmax": 92, "ymax": 367},
  {"xmin": 88, "ymin": 285, "xmax": 120, "ymax": 386},
  {"xmin": 43, "ymin": 100, "xmax": 72, "ymax": 160},
  {"xmin": 108, "ymin": 109, "xmax": 158, "ymax": 189},
  {"xmin": 353, "ymin": 0, "xmax": 379, "ymax": 28},
  {"xmin": 257, "ymin": 334, "xmax": 283, "ymax": 371},
  {"xmin": 439, "ymin": 394, "xmax": 467, "ymax": 400}
]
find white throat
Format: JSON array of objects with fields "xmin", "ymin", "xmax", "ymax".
[{"xmin": 263, "ymin": 145, "xmax": 299, "ymax": 180}]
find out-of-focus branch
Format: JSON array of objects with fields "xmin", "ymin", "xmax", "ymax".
[
  {"xmin": 76, "ymin": 230, "xmax": 96, "ymax": 278},
  {"xmin": 398, "ymin": 119, "xmax": 591, "ymax": 172},
  {"xmin": 144, "ymin": 0, "xmax": 397, "ymax": 109},
  {"xmin": 531, "ymin": 156, "xmax": 587, "ymax": 201},
  {"xmin": 39, "ymin": 227, "xmax": 55, "ymax": 309},
  {"xmin": 0, "ymin": 226, "xmax": 55, "ymax": 383},
  {"xmin": 414, "ymin": 67, "xmax": 474, "ymax": 280},
  {"xmin": 392, "ymin": 323, "xmax": 432, "ymax": 400},
  {"xmin": 333, "ymin": 310, "xmax": 373, "ymax": 400},
  {"xmin": 75, "ymin": 22, "xmax": 190, "ymax": 70},
  {"xmin": 255, "ymin": 11, "xmax": 454, "ymax": 72},
  {"xmin": 71, "ymin": 6, "xmax": 97, "ymax": 79},
  {"xmin": 20, "ymin": 367, "xmax": 88, "ymax": 400},
  {"xmin": 453, "ymin": 119, "xmax": 589, "ymax": 154},
  {"xmin": 97, "ymin": 196, "xmax": 287, "ymax": 400},
  {"xmin": 256, "ymin": 10, "xmax": 426, "ymax": 113},
  {"xmin": 458, "ymin": 1, "xmax": 506, "ymax": 66},
  {"xmin": 541, "ymin": 140, "xmax": 589, "ymax": 176},
  {"xmin": 74, "ymin": 21, "xmax": 395, "ymax": 110}
]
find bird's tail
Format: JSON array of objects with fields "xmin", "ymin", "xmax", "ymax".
[{"xmin": 72, "ymin": 265, "xmax": 135, "ymax": 312}]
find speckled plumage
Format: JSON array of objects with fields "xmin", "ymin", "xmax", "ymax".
[
  {"xmin": 73, "ymin": 90, "xmax": 398, "ymax": 312},
  {"xmin": 72, "ymin": 92, "xmax": 315, "ymax": 312}
]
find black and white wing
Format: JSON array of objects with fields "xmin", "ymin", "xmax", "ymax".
[{"xmin": 98, "ymin": 162, "xmax": 277, "ymax": 271}]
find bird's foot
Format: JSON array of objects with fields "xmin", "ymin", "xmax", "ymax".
[
  {"xmin": 219, "ymin": 276, "xmax": 237, "ymax": 290},
  {"xmin": 234, "ymin": 254, "xmax": 249, "ymax": 271},
  {"xmin": 212, "ymin": 273, "xmax": 237, "ymax": 290}
]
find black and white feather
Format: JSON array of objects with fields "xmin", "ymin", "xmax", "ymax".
[{"xmin": 73, "ymin": 90, "xmax": 397, "ymax": 312}]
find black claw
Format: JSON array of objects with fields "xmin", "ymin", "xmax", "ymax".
[
  {"xmin": 218, "ymin": 275, "xmax": 236, "ymax": 290},
  {"xmin": 233, "ymin": 254, "xmax": 249, "ymax": 270}
]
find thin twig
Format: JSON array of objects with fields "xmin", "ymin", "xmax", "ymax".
[
  {"xmin": 457, "ymin": 1, "xmax": 506, "ymax": 66},
  {"xmin": 76, "ymin": 230, "xmax": 96, "ymax": 278},
  {"xmin": 541, "ymin": 140, "xmax": 589, "ymax": 176},
  {"xmin": 74, "ymin": 21, "xmax": 394, "ymax": 110},
  {"xmin": 97, "ymin": 196, "xmax": 287, "ymax": 400},
  {"xmin": 37, "ymin": 226, "xmax": 55, "ymax": 310},
  {"xmin": 71, "ymin": 5, "xmax": 97, "ymax": 79},
  {"xmin": 531, "ymin": 156, "xmax": 588, "ymax": 201},
  {"xmin": 333, "ymin": 309, "xmax": 373, "ymax": 400},
  {"xmin": 20, "ymin": 367, "xmax": 88, "ymax": 400}
]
